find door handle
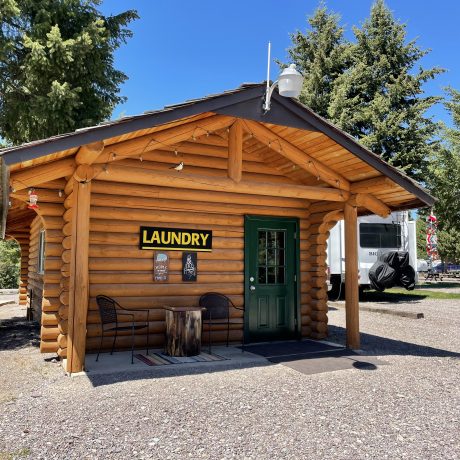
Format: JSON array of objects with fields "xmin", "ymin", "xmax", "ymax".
[{"xmin": 250, "ymin": 285, "xmax": 256, "ymax": 291}]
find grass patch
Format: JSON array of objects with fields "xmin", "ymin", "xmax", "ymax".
[
  {"xmin": 363, "ymin": 288, "xmax": 460, "ymax": 302},
  {"xmin": 0, "ymin": 448, "xmax": 31, "ymax": 460}
]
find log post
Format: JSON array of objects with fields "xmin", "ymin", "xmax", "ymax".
[
  {"xmin": 344, "ymin": 201, "xmax": 360, "ymax": 349},
  {"xmin": 66, "ymin": 178, "xmax": 91, "ymax": 373},
  {"xmin": 228, "ymin": 120, "xmax": 243, "ymax": 182},
  {"xmin": 164, "ymin": 306, "xmax": 203, "ymax": 356}
]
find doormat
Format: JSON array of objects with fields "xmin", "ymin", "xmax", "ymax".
[
  {"xmin": 240, "ymin": 340, "xmax": 345, "ymax": 359},
  {"xmin": 134, "ymin": 352, "xmax": 228, "ymax": 366}
]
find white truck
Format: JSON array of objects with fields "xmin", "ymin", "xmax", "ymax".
[{"xmin": 326, "ymin": 211, "xmax": 418, "ymax": 297}]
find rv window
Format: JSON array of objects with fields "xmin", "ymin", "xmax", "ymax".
[{"xmin": 359, "ymin": 223, "xmax": 401, "ymax": 249}]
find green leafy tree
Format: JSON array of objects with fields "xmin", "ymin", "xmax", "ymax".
[
  {"xmin": 328, "ymin": 0, "xmax": 443, "ymax": 181},
  {"xmin": 437, "ymin": 228, "xmax": 460, "ymax": 263},
  {"xmin": 0, "ymin": 0, "xmax": 138, "ymax": 144},
  {"xmin": 282, "ymin": 3, "xmax": 351, "ymax": 117},
  {"xmin": 0, "ymin": 239, "xmax": 20, "ymax": 288}
]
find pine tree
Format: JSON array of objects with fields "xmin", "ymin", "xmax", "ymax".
[
  {"xmin": 282, "ymin": 3, "xmax": 350, "ymax": 117},
  {"xmin": 0, "ymin": 0, "xmax": 138, "ymax": 144},
  {"xmin": 328, "ymin": 0, "xmax": 443, "ymax": 181}
]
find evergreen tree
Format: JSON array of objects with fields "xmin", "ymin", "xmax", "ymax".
[
  {"xmin": 328, "ymin": 0, "xmax": 443, "ymax": 181},
  {"xmin": 282, "ymin": 3, "xmax": 350, "ymax": 117},
  {"xmin": 427, "ymin": 88, "xmax": 460, "ymax": 232},
  {"xmin": 0, "ymin": 0, "xmax": 138, "ymax": 144}
]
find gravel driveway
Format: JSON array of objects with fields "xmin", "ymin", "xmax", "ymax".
[{"xmin": 0, "ymin": 297, "xmax": 459, "ymax": 460}]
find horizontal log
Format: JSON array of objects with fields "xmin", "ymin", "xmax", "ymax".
[
  {"xmin": 88, "ymin": 246, "xmax": 243, "ymax": 261},
  {"xmin": 41, "ymin": 325, "xmax": 60, "ymax": 341},
  {"xmin": 92, "ymin": 164, "xmax": 348, "ymax": 202},
  {"xmin": 57, "ymin": 347, "xmax": 67, "ymax": 358},
  {"xmin": 89, "ymin": 193, "xmax": 308, "ymax": 218},
  {"xmin": 40, "ymin": 340, "xmax": 58, "ymax": 353},
  {"xmin": 90, "ymin": 273, "xmax": 244, "ymax": 284},
  {"xmin": 88, "ymin": 258, "xmax": 244, "ymax": 272},
  {"xmin": 348, "ymin": 193, "xmax": 391, "ymax": 218},
  {"xmin": 11, "ymin": 158, "xmax": 76, "ymax": 191},
  {"xmin": 310, "ymin": 321, "xmax": 328, "ymax": 333},
  {"xmin": 350, "ymin": 176, "xmax": 397, "ymax": 193},
  {"xmin": 89, "ymin": 283, "xmax": 244, "ymax": 297},
  {"xmin": 90, "ymin": 180, "xmax": 309, "ymax": 209}
]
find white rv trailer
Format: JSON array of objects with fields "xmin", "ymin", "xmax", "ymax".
[{"xmin": 326, "ymin": 211, "xmax": 417, "ymax": 296}]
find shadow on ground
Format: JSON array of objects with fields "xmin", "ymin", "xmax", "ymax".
[
  {"xmin": 0, "ymin": 316, "xmax": 40, "ymax": 350},
  {"xmin": 328, "ymin": 324, "xmax": 460, "ymax": 359}
]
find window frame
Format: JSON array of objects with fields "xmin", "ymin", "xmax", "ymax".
[
  {"xmin": 37, "ymin": 229, "xmax": 46, "ymax": 275},
  {"xmin": 359, "ymin": 223, "xmax": 402, "ymax": 249}
]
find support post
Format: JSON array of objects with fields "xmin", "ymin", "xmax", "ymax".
[
  {"xmin": 228, "ymin": 120, "xmax": 243, "ymax": 182},
  {"xmin": 344, "ymin": 201, "xmax": 360, "ymax": 349},
  {"xmin": 66, "ymin": 179, "xmax": 91, "ymax": 373}
]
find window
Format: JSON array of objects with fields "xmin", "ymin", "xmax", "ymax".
[
  {"xmin": 359, "ymin": 223, "xmax": 401, "ymax": 249},
  {"xmin": 37, "ymin": 229, "xmax": 45, "ymax": 274},
  {"xmin": 257, "ymin": 230, "xmax": 285, "ymax": 284}
]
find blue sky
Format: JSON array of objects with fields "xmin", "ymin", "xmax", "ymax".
[{"xmin": 100, "ymin": 1, "xmax": 460, "ymax": 125}]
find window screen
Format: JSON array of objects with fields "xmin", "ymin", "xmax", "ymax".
[
  {"xmin": 37, "ymin": 229, "xmax": 45, "ymax": 274},
  {"xmin": 359, "ymin": 223, "xmax": 401, "ymax": 249}
]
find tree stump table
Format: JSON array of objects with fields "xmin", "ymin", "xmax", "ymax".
[{"xmin": 163, "ymin": 306, "xmax": 205, "ymax": 357}]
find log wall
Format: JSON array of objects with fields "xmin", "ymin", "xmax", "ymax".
[{"xmin": 85, "ymin": 171, "xmax": 314, "ymax": 352}]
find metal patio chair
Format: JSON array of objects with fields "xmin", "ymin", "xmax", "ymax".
[
  {"xmin": 96, "ymin": 295, "xmax": 149, "ymax": 364},
  {"xmin": 199, "ymin": 292, "xmax": 244, "ymax": 353}
]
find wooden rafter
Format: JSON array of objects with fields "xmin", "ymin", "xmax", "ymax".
[
  {"xmin": 348, "ymin": 193, "xmax": 391, "ymax": 218},
  {"xmin": 75, "ymin": 141, "xmax": 105, "ymax": 165},
  {"xmin": 242, "ymin": 119, "xmax": 350, "ymax": 191},
  {"xmin": 93, "ymin": 115, "xmax": 235, "ymax": 164}
]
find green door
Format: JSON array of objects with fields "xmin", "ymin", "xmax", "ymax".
[{"xmin": 244, "ymin": 216, "xmax": 299, "ymax": 343}]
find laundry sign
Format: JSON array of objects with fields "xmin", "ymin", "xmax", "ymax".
[{"xmin": 139, "ymin": 226, "xmax": 212, "ymax": 252}]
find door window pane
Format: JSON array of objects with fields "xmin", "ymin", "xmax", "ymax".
[{"xmin": 257, "ymin": 230, "xmax": 286, "ymax": 284}]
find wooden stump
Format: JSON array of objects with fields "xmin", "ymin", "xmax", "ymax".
[{"xmin": 164, "ymin": 306, "xmax": 203, "ymax": 356}]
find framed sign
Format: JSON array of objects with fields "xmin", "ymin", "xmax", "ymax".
[
  {"xmin": 140, "ymin": 226, "xmax": 212, "ymax": 252},
  {"xmin": 182, "ymin": 252, "xmax": 197, "ymax": 282},
  {"xmin": 154, "ymin": 252, "xmax": 169, "ymax": 282}
]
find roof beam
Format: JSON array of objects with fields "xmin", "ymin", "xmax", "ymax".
[
  {"xmin": 228, "ymin": 120, "xmax": 243, "ymax": 182},
  {"xmin": 75, "ymin": 141, "xmax": 104, "ymax": 165},
  {"xmin": 350, "ymin": 176, "xmax": 398, "ymax": 193},
  {"xmin": 348, "ymin": 193, "xmax": 391, "ymax": 218},
  {"xmin": 94, "ymin": 115, "xmax": 235, "ymax": 164},
  {"xmin": 243, "ymin": 119, "xmax": 350, "ymax": 191},
  {"xmin": 92, "ymin": 164, "xmax": 349, "ymax": 202},
  {"xmin": 10, "ymin": 158, "xmax": 76, "ymax": 191}
]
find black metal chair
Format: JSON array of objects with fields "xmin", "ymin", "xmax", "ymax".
[
  {"xmin": 199, "ymin": 292, "xmax": 244, "ymax": 353},
  {"xmin": 96, "ymin": 295, "xmax": 149, "ymax": 364}
]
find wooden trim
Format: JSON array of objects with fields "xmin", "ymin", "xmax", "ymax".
[
  {"xmin": 344, "ymin": 202, "xmax": 360, "ymax": 349},
  {"xmin": 243, "ymin": 119, "xmax": 350, "ymax": 191},
  {"xmin": 228, "ymin": 120, "xmax": 243, "ymax": 182},
  {"xmin": 10, "ymin": 158, "xmax": 75, "ymax": 191},
  {"xmin": 92, "ymin": 164, "xmax": 349, "ymax": 202},
  {"xmin": 94, "ymin": 115, "xmax": 235, "ymax": 164},
  {"xmin": 66, "ymin": 180, "xmax": 91, "ymax": 373},
  {"xmin": 348, "ymin": 193, "xmax": 391, "ymax": 218},
  {"xmin": 75, "ymin": 141, "xmax": 104, "ymax": 166}
]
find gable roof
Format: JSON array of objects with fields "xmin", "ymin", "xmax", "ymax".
[{"xmin": 0, "ymin": 82, "xmax": 435, "ymax": 208}]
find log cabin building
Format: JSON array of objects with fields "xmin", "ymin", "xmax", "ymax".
[{"xmin": 0, "ymin": 83, "xmax": 434, "ymax": 373}]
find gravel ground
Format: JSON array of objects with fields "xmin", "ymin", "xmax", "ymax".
[{"xmin": 0, "ymin": 297, "xmax": 459, "ymax": 460}]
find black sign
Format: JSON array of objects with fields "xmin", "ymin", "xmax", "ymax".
[
  {"xmin": 182, "ymin": 252, "xmax": 197, "ymax": 282},
  {"xmin": 140, "ymin": 226, "xmax": 212, "ymax": 252}
]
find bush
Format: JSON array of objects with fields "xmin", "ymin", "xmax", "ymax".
[{"xmin": 0, "ymin": 240, "xmax": 21, "ymax": 289}]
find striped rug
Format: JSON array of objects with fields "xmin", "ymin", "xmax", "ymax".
[{"xmin": 135, "ymin": 352, "xmax": 228, "ymax": 366}]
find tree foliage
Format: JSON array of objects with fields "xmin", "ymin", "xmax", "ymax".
[
  {"xmin": 0, "ymin": 239, "xmax": 20, "ymax": 288},
  {"xmin": 283, "ymin": 3, "xmax": 351, "ymax": 118},
  {"xmin": 282, "ymin": 0, "xmax": 442, "ymax": 181},
  {"xmin": 0, "ymin": 0, "xmax": 138, "ymax": 144}
]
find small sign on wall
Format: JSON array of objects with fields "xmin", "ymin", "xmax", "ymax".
[
  {"xmin": 154, "ymin": 252, "xmax": 169, "ymax": 282},
  {"xmin": 182, "ymin": 252, "xmax": 197, "ymax": 282}
]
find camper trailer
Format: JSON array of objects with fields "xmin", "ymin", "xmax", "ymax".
[{"xmin": 327, "ymin": 211, "xmax": 417, "ymax": 297}]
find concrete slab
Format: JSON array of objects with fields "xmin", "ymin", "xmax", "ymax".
[{"xmin": 80, "ymin": 346, "xmax": 269, "ymax": 377}]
